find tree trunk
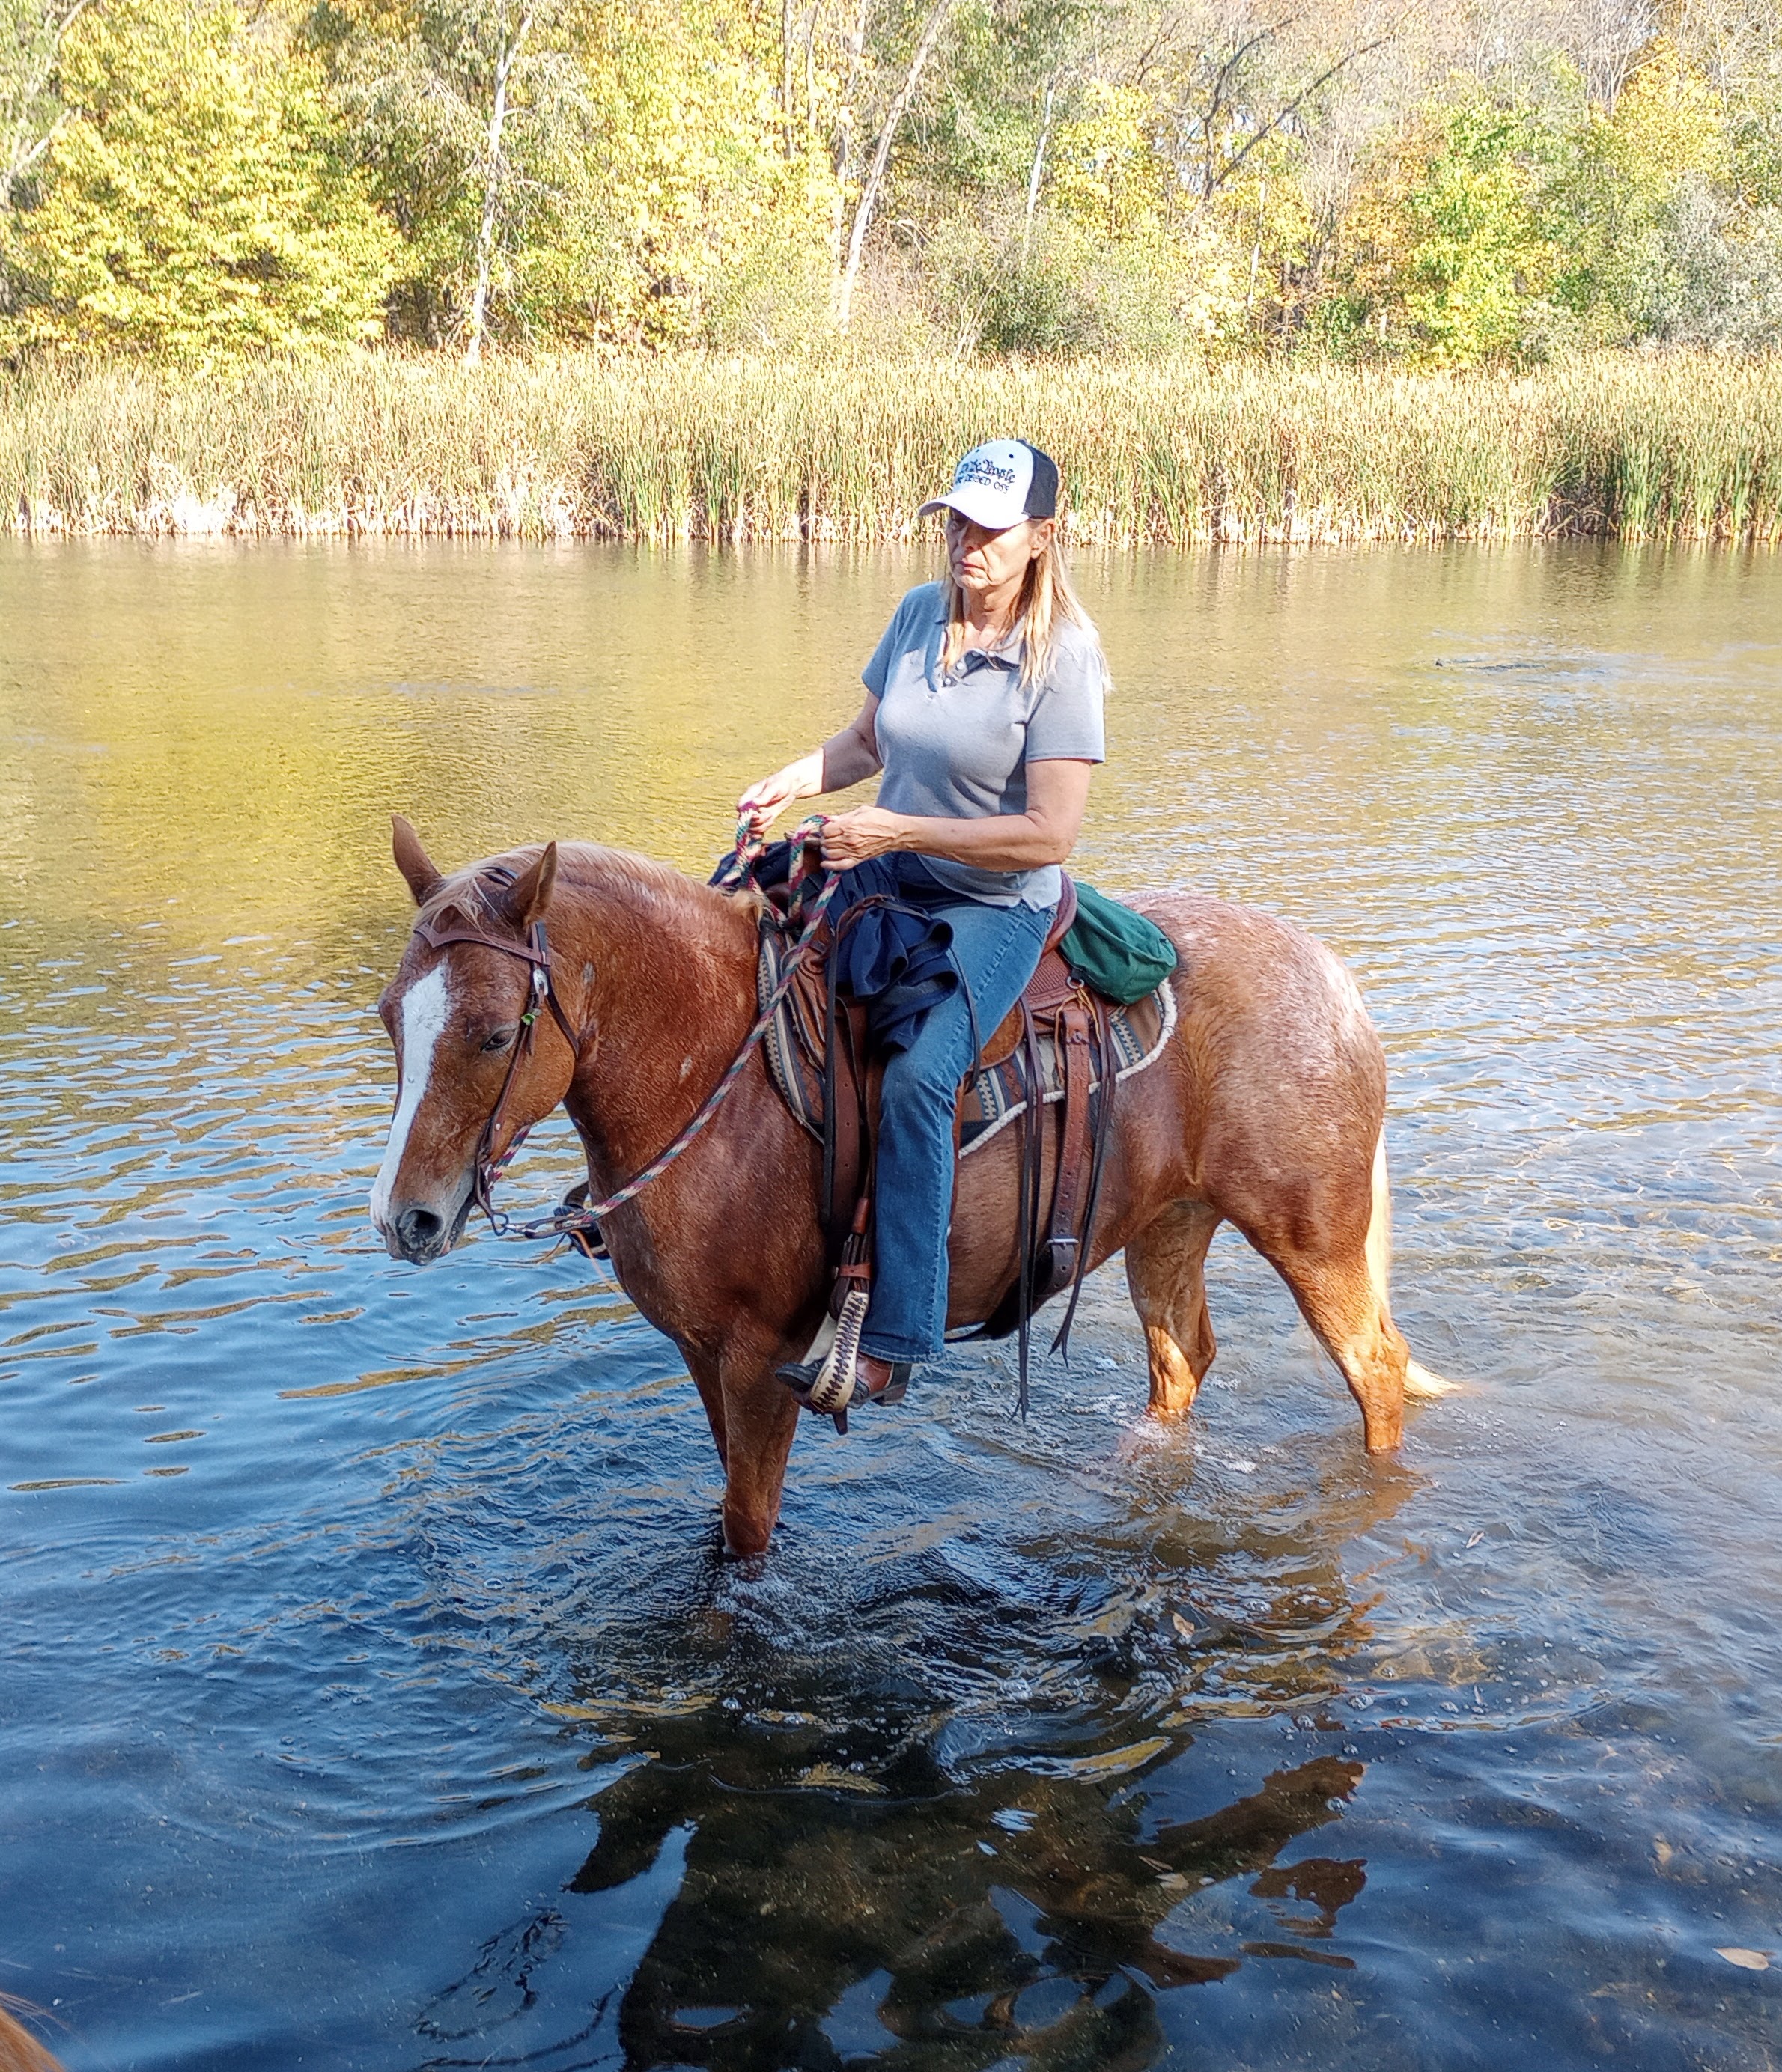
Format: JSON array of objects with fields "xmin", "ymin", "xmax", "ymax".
[
  {"xmin": 1021, "ymin": 76, "xmax": 1056, "ymax": 268},
  {"xmin": 780, "ymin": 0, "xmax": 794, "ymax": 156},
  {"xmin": 1245, "ymin": 178, "xmax": 1267, "ymax": 317},
  {"xmin": 836, "ymin": 0, "xmax": 955, "ymax": 332},
  {"xmin": 464, "ymin": 4, "xmax": 532, "ymax": 364},
  {"xmin": 830, "ymin": 0, "xmax": 871, "ymax": 271},
  {"xmin": 3, "ymin": 0, "xmax": 94, "ymax": 210}
]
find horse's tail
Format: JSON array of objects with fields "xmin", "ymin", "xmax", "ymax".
[{"xmin": 1366, "ymin": 1128, "xmax": 1456, "ymax": 1400}]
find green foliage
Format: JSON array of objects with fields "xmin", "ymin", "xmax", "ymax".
[
  {"xmin": 1050, "ymin": 80, "xmax": 1164, "ymax": 241},
  {"xmin": 924, "ymin": 204, "xmax": 1245, "ymax": 359},
  {"xmin": 1, "ymin": 0, "xmax": 396, "ymax": 359},
  {"xmin": 3, "ymin": 0, "xmax": 1781, "ymax": 361},
  {"xmin": 311, "ymin": 0, "xmax": 834, "ymax": 348},
  {"xmin": 306, "ymin": 0, "xmax": 490, "ymax": 344},
  {"xmin": 3, "ymin": 0, "xmax": 82, "ymax": 207},
  {"xmin": 532, "ymin": 0, "xmax": 836, "ymax": 347},
  {"xmin": 1338, "ymin": 94, "xmax": 1554, "ymax": 368},
  {"xmin": 1545, "ymin": 40, "xmax": 1730, "ymax": 339},
  {"xmin": 907, "ymin": 0, "xmax": 1081, "ymax": 208}
]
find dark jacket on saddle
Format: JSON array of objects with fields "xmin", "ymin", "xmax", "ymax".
[{"xmin": 731, "ymin": 844, "xmax": 968, "ymax": 1055}]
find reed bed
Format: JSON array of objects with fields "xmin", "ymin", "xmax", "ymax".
[{"xmin": 3, "ymin": 353, "xmax": 1779, "ymax": 543}]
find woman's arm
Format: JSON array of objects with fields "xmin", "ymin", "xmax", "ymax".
[
  {"xmin": 737, "ymin": 697, "xmax": 882, "ymax": 835},
  {"xmin": 818, "ymin": 758, "xmax": 1094, "ymax": 874}
]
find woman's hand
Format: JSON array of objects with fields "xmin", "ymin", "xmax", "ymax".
[
  {"xmin": 737, "ymin": 753, "xmax": 822, "ymax": 838},
  {"xmin": 820, "ymin": 807, "xmax": 907, "ymax": 871}
]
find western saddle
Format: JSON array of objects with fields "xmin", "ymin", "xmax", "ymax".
[{"xmin": 755, "ymin": 869, "xmax": 1141, "ymax": 1401}]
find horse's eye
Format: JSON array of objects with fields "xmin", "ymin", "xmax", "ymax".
[{"xmin": 481, "ymin": 1026, "xmax": 517, "ymax": 1055}]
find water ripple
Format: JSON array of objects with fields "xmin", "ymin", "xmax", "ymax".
[{"xmin": 1, "ymin": 540, "xmax": 1779, "ymax": 2072}]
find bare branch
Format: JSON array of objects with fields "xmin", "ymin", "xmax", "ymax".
[
  {"xmin": 4, "ymin": 0, "xmax": 97, "ymax": 202},
  {"xmin": 837, "ymin": 0, "xmax": 957, "ymax": 329},
  {"xmin": 1207, "ymin": 28, "xmax": 1400, "ymax": 201}
]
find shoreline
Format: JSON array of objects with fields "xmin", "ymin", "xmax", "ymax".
[{"xmin": 4, "ymin": 353, "xmax": 1780, "ymax": 545}]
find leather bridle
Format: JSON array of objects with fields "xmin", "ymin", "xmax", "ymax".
[
  {"xmin": 395, "ymin": 841, "xmax": 841, "ymax": 1252},
  {"xmin": 409, "ymin": 910, "xmax": 584, "ymax": 1234}
]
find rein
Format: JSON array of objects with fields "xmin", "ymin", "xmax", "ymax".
[{"xmin": 416, "ymin": 823, "xmax": 837, "ymax": 1246}]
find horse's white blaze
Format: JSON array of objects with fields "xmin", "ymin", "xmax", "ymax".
[{"xmin": 370, "ymin": 963, "xmax": 451, "ymax": 1228}]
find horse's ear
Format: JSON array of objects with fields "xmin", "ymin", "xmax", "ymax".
[
  {"xmin": 504, "ymin": 841, "xmax": 558, "ymax": 927},
  {"xmin": 392, "ymin": 815, "xmax": 443, "ymax": 906}
]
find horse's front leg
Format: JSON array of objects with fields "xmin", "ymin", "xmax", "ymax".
[
  {"xmin": 697, "ymin": 1329, "xmax": 800, "ymax": 1558},
  {"xmin": 682, "ymin": 1349, "xmax": 729, "ymax": 1470}
]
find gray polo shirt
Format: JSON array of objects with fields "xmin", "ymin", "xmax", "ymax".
[{"xmin": 862, "ymin": 580, "xmax": 1105, "ymax": 909}]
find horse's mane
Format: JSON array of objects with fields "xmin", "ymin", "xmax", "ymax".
[
  {"xmin": 414, "ymin": 841, "xmax": 752, "ymax": 939},
  {"xmin": 0, "ymin": 1996, "xmax": 63, "ymax": 2072}
]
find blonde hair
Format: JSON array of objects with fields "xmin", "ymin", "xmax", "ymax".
[{"xmin": 939, "ymin": 525, "xmax": 1106, "ymax": 692}]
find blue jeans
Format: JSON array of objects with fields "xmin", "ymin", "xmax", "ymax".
[{"xmin": 862, "ymin": 892, "xmax": 1054, "ymax": 1364}]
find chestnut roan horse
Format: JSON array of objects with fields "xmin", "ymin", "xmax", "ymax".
[{"xmin": 370, "ymin": 820, "xmax": 1450, "ymax": 1556}]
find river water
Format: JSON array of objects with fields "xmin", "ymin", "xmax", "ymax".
[{"xmin": 1, "ymin": 540, "xmax": 1778, "ymax": 2071}]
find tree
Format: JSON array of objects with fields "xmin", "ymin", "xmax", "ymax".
[
  {"xmin": 1546, "ymin": 37, "xmax": 1733, "ymax": 339},
  {"xmin": 2, "ymin": 0, "xmax": 91, "ymax": 208},
  {"xmin": 1336, "ymin": 94, "xmax": 1554, "ymax": 365},
  {"xmin": 314, "ymin": 0, "xmax": 558, "ymax": 348},
  {"xmin": 836, "ymin": 0, "xmax": 958, "ymax": 329},
  {"xmin": 7, "ymin": 0, "xmax": 1782, "ymax": 359},
  {"xmin": 315, "ymin": 0, "xmax": 833, "ymax": 348},
  {"xmin": 463, "ymin": 0, "xmax": 531, "ymax": 359},
  {"xmin": 1, "ymin": 0, "xmax": 396, "ymax": 358}
]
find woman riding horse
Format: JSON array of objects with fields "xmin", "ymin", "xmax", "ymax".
[
  {"xmin": 373, "ymin": 528, "xmax": 1450, "ymax": 1550},
  {"xmin": 738, "ymin": 439, "xmax": 1107, "ymax": 1415}
]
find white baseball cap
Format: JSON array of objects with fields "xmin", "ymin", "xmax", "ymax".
[{"xmin": 918, "ymin": 439, "xmax": 1059, "ymax": 529}]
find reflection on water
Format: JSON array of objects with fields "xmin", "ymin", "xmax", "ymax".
[{"xmin": 1, "ymin": 540, "xmax": 1779, "ymax": 2072}]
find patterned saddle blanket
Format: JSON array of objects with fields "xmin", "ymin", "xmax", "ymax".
[{"xmin": 755, "ymin": 924, "xmax": 1176, "ymax": 1157}]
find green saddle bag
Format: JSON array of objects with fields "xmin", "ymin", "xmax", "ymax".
[{"xmin": 1059, "ymin": 880, "xmax": 1179, "ymax": 1003}]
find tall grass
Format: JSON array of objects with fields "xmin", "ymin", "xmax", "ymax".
[{"xmin": 3, "ymin": 353, "xmax": 1779, "ymax": 543}]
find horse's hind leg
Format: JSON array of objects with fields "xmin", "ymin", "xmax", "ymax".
[
  {"xmin": 1124, "ymin": 1201, "xmax": 1222, "ymax": 1421},
  {"xmin": 1259, "ymin": 1234, "xmax": 1408, "ymax": 1454}
]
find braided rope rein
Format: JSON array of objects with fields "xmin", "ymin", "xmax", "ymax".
[{"xmin": 517, "ymin": 817, "xmax": 835, "ymax": 1244}]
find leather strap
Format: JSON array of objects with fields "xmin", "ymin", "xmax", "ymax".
[
  {"xmin": 412, "ymin": 915, "xmax": 583, "ymax": 1053},
  {"xmin": 1041, "ymin": 1002, "xmax": 1095, "ymax": 1285},
  {"xmin": 1050, "ymin": 996, "xmax": 1119, "ymax": 1361},
  {"xmin": 1013, "ymin": 1002, "xmax": 1050, "ymax": 1414},
  {"xmin": 409, "ymin": 912, "xmax": 586, "ymax": 1231}
]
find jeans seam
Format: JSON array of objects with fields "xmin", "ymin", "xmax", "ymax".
[{"xmin": 863, "ymin": 898, "xmax": 1053, "ymax": 1363}]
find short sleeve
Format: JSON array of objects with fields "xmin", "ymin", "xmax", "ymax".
[
  {"xmin": 1024, "ymin": 627, "xmax": 1106, "ymax": 763},
  {"xmin": 861, "ymin": 584, "xmax": 936, "ymax": 699}
]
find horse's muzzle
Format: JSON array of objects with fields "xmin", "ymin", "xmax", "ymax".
[
  {"xmin": 389, "ymin": 1204, "xmax": 448, "ymax": 1261},
  {"xmin": 378, "ymin": 1192, "xmax": 470, "ymax": 1264}
]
